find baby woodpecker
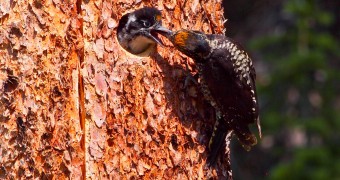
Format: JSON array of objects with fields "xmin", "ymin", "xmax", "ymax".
[{"xmin": 117, "ymin": 7, "xmax": 172, "ymax": 56}]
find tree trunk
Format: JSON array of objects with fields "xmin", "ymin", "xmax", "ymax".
[{"xmin": 1, "ymin": 0, "xmax": 230, "ymax": 179}]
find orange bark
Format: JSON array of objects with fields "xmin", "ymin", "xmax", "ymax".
[
  {"xmin": 1, "ymin": 0, "xmax": 230, "ymax": 179},
  {"xmin": 0, "ymin": 0, "xmax": 83, "ymax": 178}
]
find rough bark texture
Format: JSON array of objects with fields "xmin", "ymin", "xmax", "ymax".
[
  {"xmin": 1, "ymin": 0, "xmax": 229, "ymax": 179},
  {"xmin": 0, "ymin": 0, "xmax": 84, "ymax": 179}
]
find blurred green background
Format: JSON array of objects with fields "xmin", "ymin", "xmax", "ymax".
[{"xmin": 222, "ymin": 0, "xmax": 340, "ymax": 179}]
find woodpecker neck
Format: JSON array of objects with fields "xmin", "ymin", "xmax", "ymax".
[{"xmin": 128, "ymin": 35, "xmax": 156, "ymax": 54}]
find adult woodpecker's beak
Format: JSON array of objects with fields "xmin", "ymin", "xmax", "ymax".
[{"xmin": 145, "ymin": 24, "xmax": 172, "ymax": 47}]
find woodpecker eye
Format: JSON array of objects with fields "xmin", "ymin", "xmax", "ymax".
[{"xmin": 142, "ymin": 20, "xmax": 151, "ymax": 27}]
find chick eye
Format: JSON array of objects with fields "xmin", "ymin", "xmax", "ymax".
[{"xmin": 142, "ymin": 20, "xmax": 151, "ymax": 27}]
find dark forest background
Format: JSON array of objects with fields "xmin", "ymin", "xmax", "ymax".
[{"xmin": 222, "ymin": 0, "xmax": 340, "ymax": 179}]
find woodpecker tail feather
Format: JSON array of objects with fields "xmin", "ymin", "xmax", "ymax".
[
  {"xmin": 207, "ymin": 118, "xmax": 228, "ymax": 167},
  {"xmin": 234, "ymin": 124, "xmax": 258, "ymax": 151}
]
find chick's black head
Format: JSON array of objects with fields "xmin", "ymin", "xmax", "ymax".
[{"xmin": 117, "ymin": 7, "xmax": 172, "ymax": 56}]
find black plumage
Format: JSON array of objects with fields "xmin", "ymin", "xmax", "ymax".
[
  {"xmin": 117, "ymin": 7, "xmax": 171, "ymax": 56},
  {"xmin": 166, "ymin": 30, "xmax": 261, "ymax": 165}
]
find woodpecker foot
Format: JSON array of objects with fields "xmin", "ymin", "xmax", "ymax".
[{"xmin": 184, "ymin": 73, "xmax": 199, "ymax": 88}]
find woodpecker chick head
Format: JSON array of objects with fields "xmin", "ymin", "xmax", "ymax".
[
  {"xmin": 168, "ymin": 30, "xmax": 211, "ymax": 61},
  {"xmin": 117, "ymin": 7, "xmax": 172, "ymax": 56}
]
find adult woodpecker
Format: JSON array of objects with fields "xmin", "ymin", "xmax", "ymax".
[
  {"xmin": 162, "ymin": 30, "xmax": 261, "ymax": 166},
  {"xmin": 117, "ymin": 7, "xmax": 171, "ymax": 56}
]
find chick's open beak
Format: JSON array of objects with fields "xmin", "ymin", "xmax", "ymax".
[{"xmin": 146, "ymin": 24, "xmax": 172, "ymax": 47}]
